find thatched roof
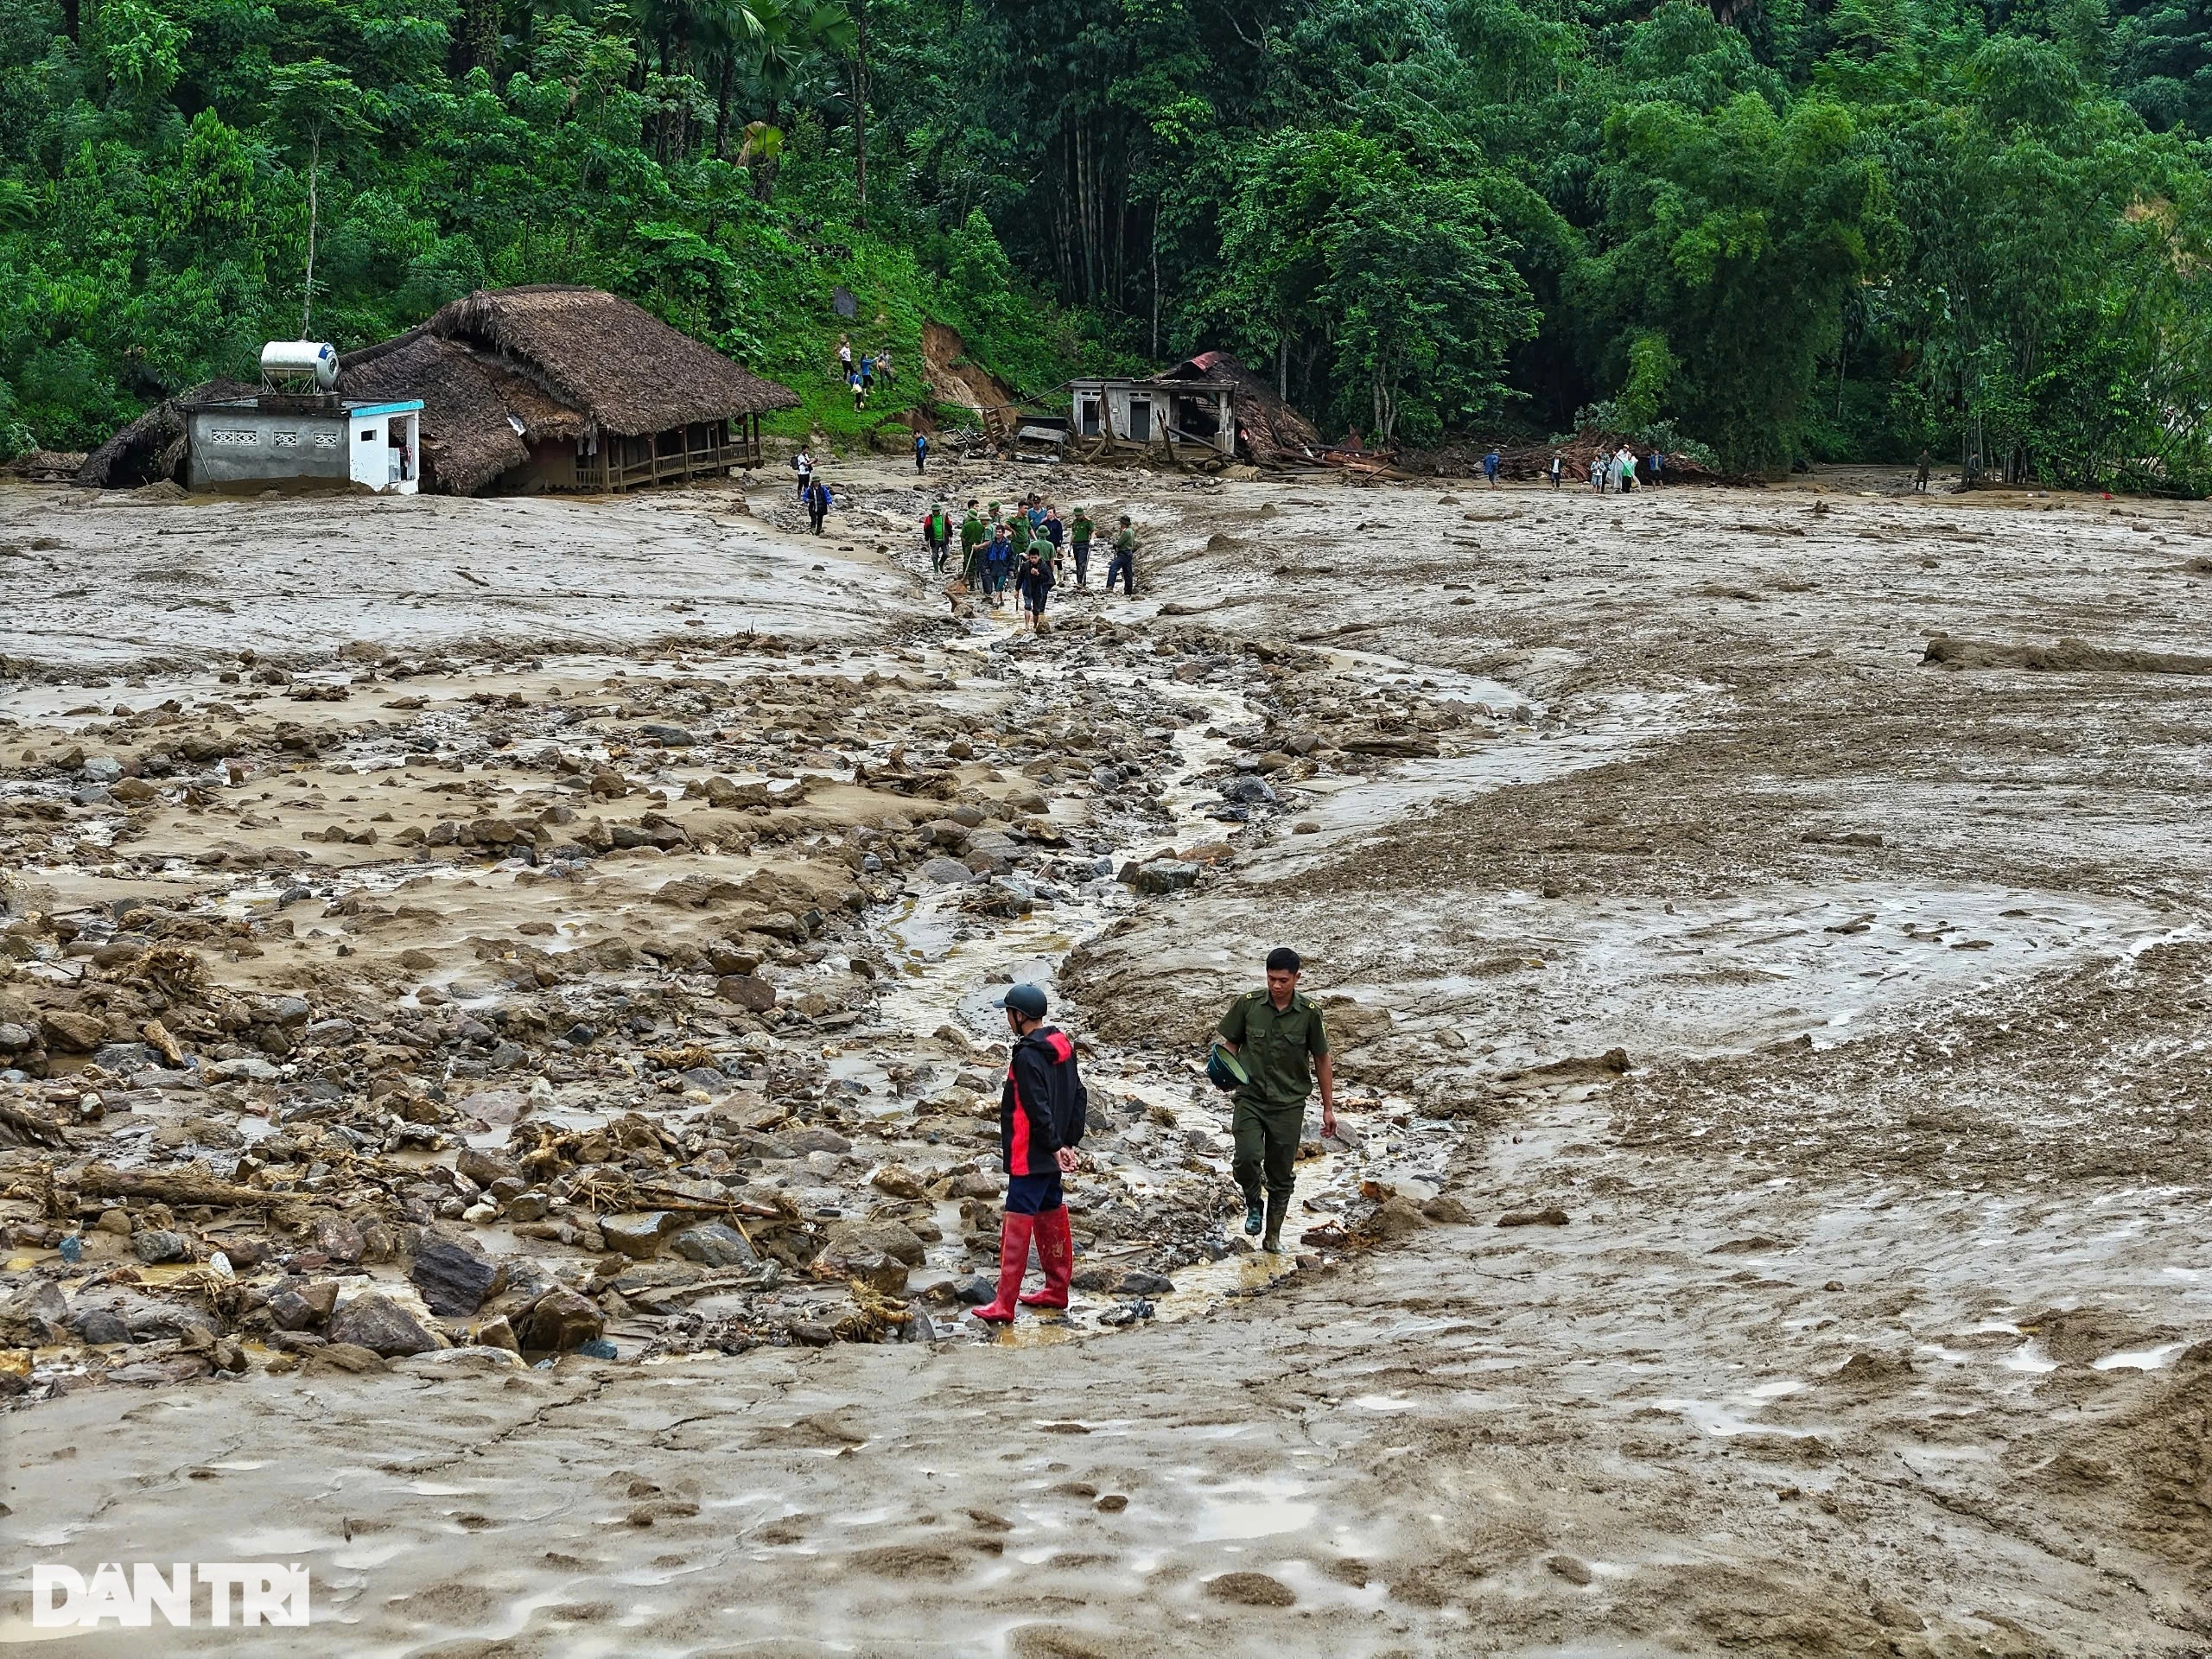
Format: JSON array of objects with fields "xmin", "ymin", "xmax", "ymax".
[
  {"xmin": 425, "ymin": 285, "xmax": 798, "ymax": 435},
  {"xmin": 338, "ymin": 331, "xmax": 563, "ymax": 496},
  {"xmin": 73, "ymin": 284, "xmax": 798, "ymax": 495},
  {"xmin": 76, "ymin": 378, "xmax": 254, "ymax": 488},
  {"xmin": 1153, "ymin": 352, "xmax": 1325, "ymax": 466}
]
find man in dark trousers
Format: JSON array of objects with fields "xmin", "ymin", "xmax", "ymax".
[
  {"xmin": 1215, "ymin": 948, "xmax": 1335, "ymax": 1253},
  {"xmin": 1069, "ymin": 505, "xmax": 1095, "ymax": 588},
  {"xmin": 804, "ymin": 477, "xmax": 832, "ymax": 534},
  {"xmin": 922, "ymin": 502, "xmax": 952, "ymax": 574},
  {"xmin": 972, "ymin": 983, "xmax": 1087, "ymax": 1322},
  {"xmin": 959, "ymin": 500, "xmax": 986, "ymax": 586},
  {"xmin": 1105, "ymin": 515, "xmax": 1138, "ymax": 596},
  {"xmin": 1017, "ymin": 539, "xmax": 1054, "ymax": 632}
]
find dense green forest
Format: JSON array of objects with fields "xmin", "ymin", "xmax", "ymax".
[{"xmin": 3, "ymin": 0, "xmax": 2210, "ymax": 485}]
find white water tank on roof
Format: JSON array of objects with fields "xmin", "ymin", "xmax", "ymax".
[{"xmin": 260, "ymin": 340, "xmax": 339, "ymax": 390}]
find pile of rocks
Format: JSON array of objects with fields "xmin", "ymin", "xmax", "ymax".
[{"xmin": 0, "ymin": 600, "xmax": 1427, "ymax": 1408}]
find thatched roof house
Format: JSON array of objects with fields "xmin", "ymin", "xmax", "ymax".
[
  {"xmin": 77, "ymin": 284, "xmax": 798, "ymax": 496},
  {"xmin": 435, "ymin": 286, "xmax": 795, "ymax": 438},
  {"xmin": 346, "ymin": 285, "xmax": 798, "ymax": 495},
  {"xmin": 338, "ymin": 331, "xmax": 574, "ymax": 497},
  {"xmin": 78, "ymin": 378, "xmax": 254, "ymax": 489}
]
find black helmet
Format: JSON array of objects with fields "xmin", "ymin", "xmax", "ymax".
[
  {"xmin": 997, "ymin": 982, "xmax": 1048, "ymax": 1019},
  {"xmin": 1205, "ymin": 1042, "xmax": 1249, "ymax": 1093}
]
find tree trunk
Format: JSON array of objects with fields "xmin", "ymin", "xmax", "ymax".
[
  {"xmin": 656, "ymin": 29, "xmax": 672, "ymax": 159},
  {"xmin": 750, "ymin": 98, "xmax": 783, "ymax": 200},
  {"xmin": 467, "ymin": 0, "xmax": 498, "ymax": 75},
  {"xmin": 1074, "ymin": 126, "xmax": 1092, "ymax": 302},
  {"xmin": 301, "ymin": 127, "xmax": 320, "ymax": 337},
  {"xmin": 715, "ymin": 51, "xmax": 734, "ymax": 159},
  {"xmin": 850, "ymin": 0, "xmax": 869, "ymax": 226},
  {"xmin": 673, "ymin": 36, "xmax": 693, "ymax": 158},
  {"xmin": 1149, "ymin": 206, "xmax": 1160, "ymax": 359}
]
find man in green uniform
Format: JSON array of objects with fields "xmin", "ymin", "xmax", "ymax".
[
  {"xmin": 1069, "ymin": 506, "xmax": 1096, "ymax": 588},
  {"xmin": 1215, "ymin": 946, "xmax": 1335, "ymax": 1253},
  {"xmin": 959, "ymin": 499, "xmax": 986, "ymax": 587},
  {"xmin": 1105, "ymin": 516, "xmax": 1138, "ymax": 595}
]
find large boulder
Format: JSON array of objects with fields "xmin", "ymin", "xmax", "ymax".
[
  {"xmin": 326, "ymin": 1292, "xmax": 438, "ymax": 1357},
  {"xmin": 40, "ymin": 1010, "xmax": 108, "ymax": 1052},
  {"xmin": 668, "ymin": 1220, "xmax": 755, "ymax": 1268},
  {"xmin": 819, "ymin": 1218, "xmax": 925, "ymax": 1294},
  {"xmin": 516, "ymin": 1287, "xmax": 605, "ymax": 1352},
  {"xmin": 1, "ymin": 1281, "xmax": 69, "ymax": 1345},
  {"xmin": 409, "ymin": 1236, "xmax": 501, "ymax": 1316},
  {"xmin": 1123, "ymin": 859, "xmax": 1199, "ymax": 895},
  {"xmin": 599, "ymin": 1211, "xmax": 681, "ymax": 1259},
  {"xmin": 716, "ymin": 974, "xmax": 779, "ymax": 1013}
]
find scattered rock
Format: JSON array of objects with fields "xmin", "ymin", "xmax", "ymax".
[
  {"xmin": 870, "ymin": 1164, "xmax": 928, "ymax": 1200},
  {"xmin": 600, "ymin": 1212, "xmax": 681, "ymax": 1259},
  {"xmin": 517, "ymin": 1287, "xmax": 606, "ymax": 1352},
  {"xmin": 410, "ymin": 1235, "xmax": 501, "ymax": 1317},
  {"xmin": 1545, "ymin": 1554, "xmax": 1594, "ymax": 1586},
  {"xmin": 304, "ymin": 1342, "xmax": 389, "ymax": 1375},
  {"xmin": 130, "ymin": 1229, "xmax": 194, "ymax": 1264},
  {"xmin": 40, "ymin": 1010, "xmax": 107, "ymax": 1052},
  {"xmin": 716, "ymin": 974, "xmax": 779, "ymax": 1012},
  {"xmin": 669, "ymin": 1220, "xmax": 756, "ymax": 1268},
  {"xmin": 1206, "ymin": 1572, "xmax": 1295, "ymax": 1607},
  {"xmin": 326, "ymin": 1293, "xmax": 438, "ymax": 1357},
  {"xmin": 1373, "ymin": 1196, "xmax": 1429, "ymax": 1238}
]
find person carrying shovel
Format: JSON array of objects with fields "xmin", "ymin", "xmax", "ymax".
[
  {"xmin": 959, "ymin": 500, "xmax": 986, "ymax": 588},
  {"xmin": 971, "ymin": 983, "xmax": 1087, "ymax": 1323},
  {"xmin": 1212, "ymin": 948, "xmax": 1335, "ymax": 1253}
]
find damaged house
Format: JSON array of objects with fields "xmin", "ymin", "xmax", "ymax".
[
  {"xmin": 1064, "ymin": 351, "xmax": 1325, "ymax": 467},
  {"xmin": 78, "ymin": 285, "xmax": 798, "ymax": 497}
]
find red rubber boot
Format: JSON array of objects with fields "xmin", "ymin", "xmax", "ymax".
[
  {"xmin": 1020, "ymin": 1207, "xmax": 1073, "ymax": 1309},
  {"xmin": 969, "ymin": 1212, "xmax": 1035, "ymax": 1324}
]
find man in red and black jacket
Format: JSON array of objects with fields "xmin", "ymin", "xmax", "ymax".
[{"xmin": 972, "ymin": 982, "xmax": 1088, "ymax": 1323}]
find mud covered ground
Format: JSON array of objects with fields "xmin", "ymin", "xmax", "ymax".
[{"xmin": 2, "ymin": 458, "xmax": 2209, "ymax": 1655}]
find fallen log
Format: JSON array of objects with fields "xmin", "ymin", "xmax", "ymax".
[
  {"xmin": 68, "ymin": 1161, "xmax": 275, "ymax": 1208},
  {"xmin": 0, "ymin": 1102, "xmax": 69, "ymax": 1151}
]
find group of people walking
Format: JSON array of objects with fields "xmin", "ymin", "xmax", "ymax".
[
  {"xmin": 836, "ymin": 336, "xmax": 893, "ymax": 412},
  {"xmin": 934, "ymin": 495, "xmax": 1139, "ymax": 626},
  {"xmin": 1478, "ymin": 444, "xmax": 1670, "ymax": 490},
  {"xmin": 791, "ymin": 447, "xmax": 835, "ymax": 532},
  {"xmin": 1586, "ymin": 445, "xmax": 1662, "ymax": 492},
  {"xmin": 971, "ymin": 950, "xmax": 1335, "ymax": 1324}
]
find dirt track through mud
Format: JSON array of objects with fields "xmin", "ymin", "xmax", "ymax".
[{"xmin": 3, "ymin": 460, "xmax": 2210, "ymax": 1655}]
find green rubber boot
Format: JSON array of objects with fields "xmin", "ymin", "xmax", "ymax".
[{"xmin": 1262, "ymin": 1192, "xmax": 1292, "ymax": 1254}]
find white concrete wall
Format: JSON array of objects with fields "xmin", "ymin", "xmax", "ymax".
[
  {"xmin": 348, "ymin": 416, "xmax": 386, "ymax": 488},
  {"xmin": 346, "ymin": 412, "xmax": 421, "ymax": 493}
]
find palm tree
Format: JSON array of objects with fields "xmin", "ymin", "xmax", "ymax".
[
  {"xmin": 741, "ymin": 0, "xmax": 854, "ymax": 194},
  {"xmin": 692, "ymin": 0, "xmax": 767, "ymax": 159}
]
